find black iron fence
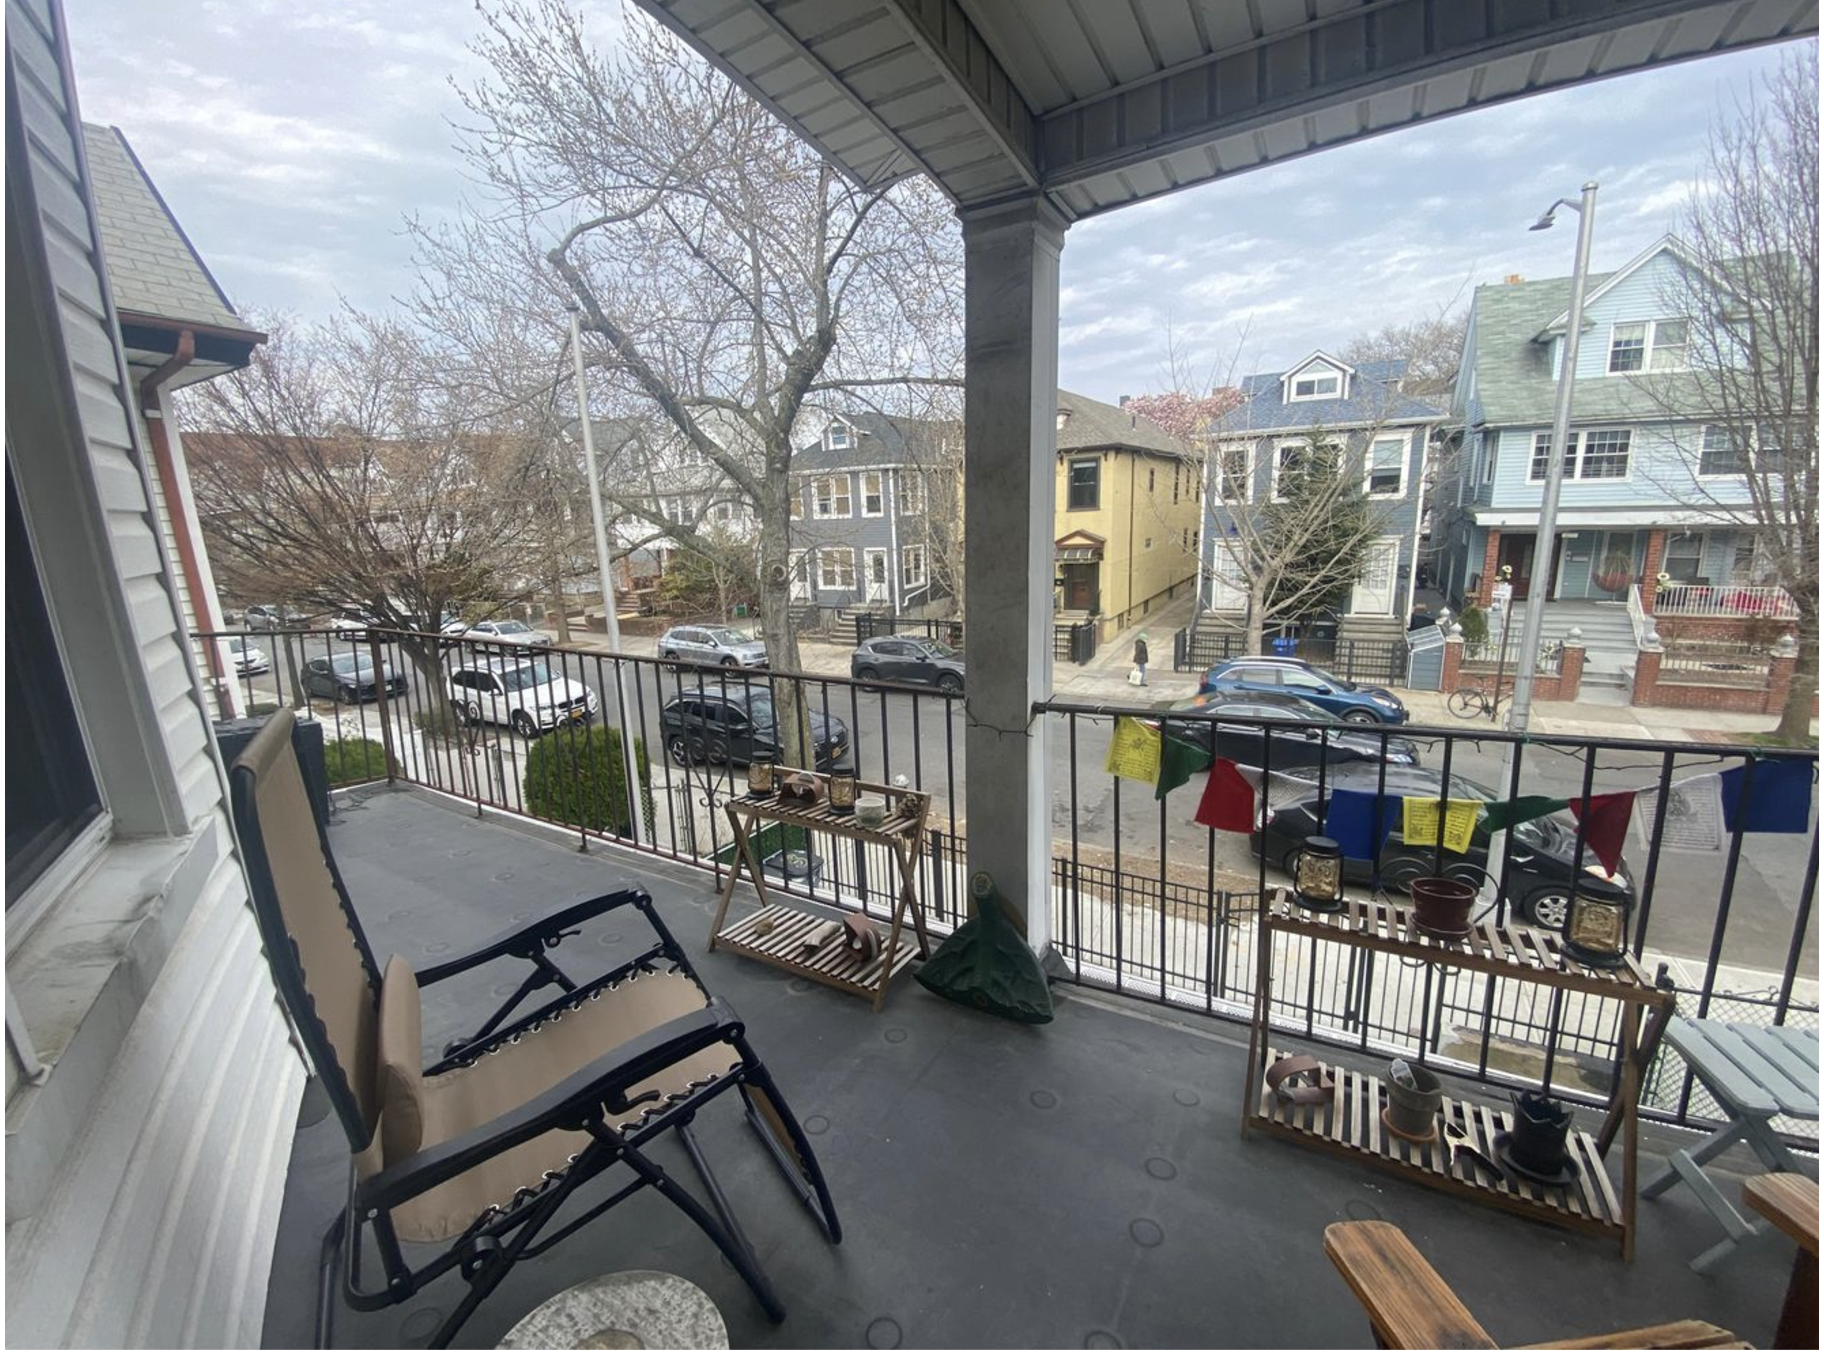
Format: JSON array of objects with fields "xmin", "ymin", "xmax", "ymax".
[
  {"xmin": 1055, "ymin": 619, "xmax": 1097, "ymax": 665},
  {"xmin": 1036, "ymin": 695, "xmax": 1818, "ymax": 1140},
  {"xmin": 1174, "ymin": 627, "xmax": 1408, "ymax": 687},
  {"xmin": 852, "ymin": 613, "xmax": 965, "ymax": 648}
]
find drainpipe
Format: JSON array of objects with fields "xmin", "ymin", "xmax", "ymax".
[
  {"xmin": 886, "ymin": 466, "xmax": 902, "ymax": 615},
  {"xmin": 1405, "ymin": 425, "xmax": 1431, "ymax": 623},
  {"xmin": 138, "ymin": 330, "xmax": 233, "ymax": 717}
]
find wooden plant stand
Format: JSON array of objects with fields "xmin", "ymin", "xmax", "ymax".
[
  {"xmin": 708, "ymin": 776, "xmax": 931, "ymax": 1010},
  {"xmin": 1243, "ymin": 888, "xmax": 1673, "ymax": 1260}
]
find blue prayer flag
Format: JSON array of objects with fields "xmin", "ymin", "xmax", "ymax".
[
  {"xmin": 1719, "ymin": 760, "xmax": 1814, "ymax": 834},
  {"xmin": 1325, "ymin": 788, "xmax": 1396, "ymax": 860}
]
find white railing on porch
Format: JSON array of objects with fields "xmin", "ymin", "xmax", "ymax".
[
  {"xmin": 1626, "ymin": 583, "xmax": 1655, "ymax": 647},
  {"xmin": 1654, "ymin": 582, "xmax": 1799, "ymax": 620}
]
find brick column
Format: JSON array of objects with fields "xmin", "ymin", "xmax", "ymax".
[
  {"xmin": 1442, "ymin": 635, "xmax": 1463, "ymax": 692},
  {"xmin": 1557, "ymin": 643, "xmax": 1584, "ymax": 703},
  {"xmin": 1632, "ymin": 645, "xmax": 1662, "ymax": 708},
  {"xmin": 1476, "ymin": 532, "xmax": 1502, "ymax": 607},
  {"xmin": 1766, "ymin": 649, "xmax": 1797, "ymax": 717},
  {"xmin": 1639, "ymin": 528, "xmax": 1667, "ymax": 613}
]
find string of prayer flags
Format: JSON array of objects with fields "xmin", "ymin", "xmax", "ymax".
[
  {"xmin": 1479, "ymin": 795, "xmax": 1570, "ymax": 834},
  {"xmin": 1324, "ymin": 788, "xmax": 1397, "ymax": 860},
  {"xmin": 1104, "ymin": 716, "xmax": 1161, "ymax": 785},
  {"xmin": 1194, "ymin": 758, "xmax": 1258, "ymax": 832},
  {"xmin": 1567, "ymin": 791, "xmax": 1636, "ymax": 876},
  {"xmin": 1634, "ymin": 773, "xmax": 1725, "ymax": 853},
  {"xmin": 1719, "ymin": 759, "xmax": 1814, "ymax": 834},
  {"xmin": 1155, "ymin": 733, "xmax": 1213, "ymax": 801},
  {"xmin": 1402, "ymin": 797, "xmax": 1480, "ymax": 854}
]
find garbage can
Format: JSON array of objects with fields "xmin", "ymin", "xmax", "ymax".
[{"xmin": 1270, "ymin": 635, "xmax": 1297, "ymax": 657}]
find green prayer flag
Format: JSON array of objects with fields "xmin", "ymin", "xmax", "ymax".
[
  {"xmin": 1479, "ymin": 794, "xmax": 1570, "ymax": 833},
  {"xmin": 1155, "ymin": 734, "xmax": 1213, "ymax": 800}
]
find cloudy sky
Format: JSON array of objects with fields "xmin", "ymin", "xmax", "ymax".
[{"xmin": 64, "ymin": 1, "xmax": 1805, "ymax": 400}]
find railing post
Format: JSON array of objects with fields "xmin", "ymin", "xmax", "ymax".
[{"xmin": 369, "ymin": 632, "xmax": 398, "ymax": 785}]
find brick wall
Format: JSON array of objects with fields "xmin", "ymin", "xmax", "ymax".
[
  {"xmin": 1639, "ymin": 528, "xmax": 1667, "ymax": 614},
  {"xmin": 1654, "ymin": 614, "xmax": 1790, "ymax": 645},
  {"xmin": 1631, "ymin": 647, "xmax": 1795, "ymax": 715},
  {"xmin": 1473, "ymin": 532, "xmax": 1502, "ymax": 607},
  {"xmin": 1452, "ymin": 642, "xmax": 1584, "ymax": 702}
]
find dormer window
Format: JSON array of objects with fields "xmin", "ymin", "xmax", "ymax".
[
  {"xmin": 1286, "ymin": 363, "xmax": 1344, "ymax": 401},
  {"xmin": 825, "ymin": 423, "xmax": 854, "ymax": 450}
]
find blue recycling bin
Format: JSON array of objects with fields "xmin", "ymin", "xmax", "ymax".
[{"xmin": 1271, "ymin": 635, "xmax": 1297, "ymax": 657}]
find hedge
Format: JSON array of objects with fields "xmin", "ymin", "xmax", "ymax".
[
  {"xmin": 523, "ymin": 726, "xmax": 653, "ymax": 837},
  {"xmin": 322, "ymin": 736, "xmax": 389, "ymax": 786}
]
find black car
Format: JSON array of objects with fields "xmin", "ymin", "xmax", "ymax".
[
  {"xmin": 1151, "ymin": 691, "xmax": 1419, "ymax": 769},
  {"xmin": 303, "ymin": 652, "xmax": 408, "ymax": 704},
  {"xmin": 1249, "ymin": 765, "xmax": 1634, "ymax": 930},
  {"xmin": 850, "ymin": 635, "xmax": 964, "ymax": 694},
  {"xmin": 659, "ymin": 689, "xmax": 849, "ymax": 771}
]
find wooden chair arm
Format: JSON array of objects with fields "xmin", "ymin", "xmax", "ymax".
[
  {"xmin": 1518, "ymin": 1319, "xmax": 1746, "ymax": 1348},
  {"xmin": 1322, "ymin": 1221, "xmax": 1497, "ymax": 1350},
  {"xmin": 1743, "ymin": 1172, "xmax": 1818, "ymax": 1256}
]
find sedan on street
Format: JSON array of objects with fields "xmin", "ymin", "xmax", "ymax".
[
  {"xmin": 1149, "ymin": 691, "xmax": 1418, "ymax": 769},
  {"xmin": 1249, "ymin": 764, "xmax": 1633, "ymax": 930},
  {"xmin": 226, "ymin": 634, "xmax": 269, "ymax": 676},
  {"xmin": 1199, "ymin": 656, "xmax": 1407, "ymax": 725},
  {"xmin": 303, "ymin": 652, "xmax": 407, "ymax": 704},
  {"xmin": 461, "ymin": 619, "xmax": 550, "ymax": 649},
  {"xmin": 660, "ymin": 688, "xmax": 848, "ymax": 770},
  {"xmin": 850, "ymin": 635, "xmax": 964, "ymax": 694}
]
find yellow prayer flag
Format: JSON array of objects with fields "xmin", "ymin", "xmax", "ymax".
[
  {"xmin": 1402, "ymin": 797, "xmax": 1480, "ymax": 854},
  {"xmin": 1104, "ymin": 716, "xmax": 1162, "ymax": 785}
]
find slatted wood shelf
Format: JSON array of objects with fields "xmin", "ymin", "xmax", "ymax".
[
  {"xmin": 715, "ymin": 906, "xmax": 922, "ymax": 1001},
  {"xmin": 1252, "ymin": 1047, "xmax": 1624, "ymax": 1241}
]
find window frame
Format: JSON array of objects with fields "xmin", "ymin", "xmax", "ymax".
[
  {"xmin": 860, "ymin": 471, "xmax": 884, "ymax": 517},
  {"xmin": 1364, "ymin": 434, "xmax": 1407, "ymax": 498},
  {"xmin": 825, "ymin": 424, "xmax": 853, "ymax": 451},
  {"xmin": 901, "ymin": 544, "xmax": 927, "ymax": 587},
  {"xmin": 1214, "ymin": 444, "xmax": 1250, "ymax": 503},
  {"xmin": 1698, "ymin": 423, "xmax": 1747, "ymax": 478},
  {"xmin": 1607, "ymin": 319, "xmax": 1687, "ymax": 374},
  {"xmin": 818, "ymin": 546, "xmax": 856, "ymax": 589},
  {"xmin": 1066, "ymin": 456, "xmax": 1100, "ymax": 511},
  {"xmin": 1527, "ymin": 427, "xmax": 1633, "ymax": 483},
  {"xmin": 812, "ymin": 475, "xmax": 852, "ymax": 519},
  {"xmin": 1271, "ymin": 439, "xmax": 1338, "ymax": 502},
  {"xmin": 899, "ymin": 469, "xmax": 925, "ymax": 515},
  {"xmin": 1287, "ymin": 369, "xmax": 1342, "ymax": 401}
]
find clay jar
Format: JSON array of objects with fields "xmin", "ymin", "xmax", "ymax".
[{"xmin": 1410, "ymin": 877, "xmax": 1476, "ymax": 938}]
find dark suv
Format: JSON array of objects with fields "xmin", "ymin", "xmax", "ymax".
[
  {"xmin": 659, "ymin": 689, "xmax": 849, "ymax": 771},
  {"xmin": 850, "ymin": 635, "xmax": 964, "ymax": 694}
]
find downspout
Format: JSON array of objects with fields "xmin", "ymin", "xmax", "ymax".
[
  {"xmin": 1405, "ymin": 425, "xmax": 1431, "ymax": 623},
  {"xmin": 886, "ymin": 466, "xmax": 902, "ymax": 615},
  {"xmin": 138, "ymin": 330, "xmax": 232, "ymax": 716}
]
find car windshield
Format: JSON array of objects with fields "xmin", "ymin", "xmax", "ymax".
[
  {"xmin": 498, "ymin": 662, "xmax": 554, "ymax": 691},
  {"xmin": 742, "ymin": 697, "xmax": 775, "ymax": 727},
  {"xmin": 330, "ymin": 655, "xmax": 370, "ymax": 676},
  {"xmin": 495, "ymin": 621, "xmax": 531, "ymax": 635},
  {"xmin": 708, "ymin": 628, "xmax": 755, "ymax": 645},
  {"xmin": 916, "ymin": 640, "xmax": 957, "ymax": 658},
  {"xmin": 1296, "ymin": 663, "xmax": 1349, "ymax": 690}
]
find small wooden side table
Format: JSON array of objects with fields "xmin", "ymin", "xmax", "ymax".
[
  {"xmin": 708, "ymin": 778, "xmax": 931, "ymax": 1010},
  {"xmin": 1743, "ymin": 1172, "xmax": 1818, "ymax": 1351}
]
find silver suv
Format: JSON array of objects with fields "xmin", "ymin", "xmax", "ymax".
[
  {"xmin": 657, "ymin": 624, "xmax": 768, "ymax": 669},
  {"xmin": 447, "ymin": 656, "xmax": 597, "ymax": 738}
]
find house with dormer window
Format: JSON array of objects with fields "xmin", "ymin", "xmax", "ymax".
[
  {"xmin": 1434, "ymin": 236, "xmax": 1789, "ymax": 682},
  {"xmin": 1198, "ymin": 353, "xmax": 1444, "ymax": 642}
]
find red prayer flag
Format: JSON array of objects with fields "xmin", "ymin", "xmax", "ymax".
[
  {"xmin": 1568, "ymin": 790, "xmax": 1635, "ymax": 876},
  {"xmin": 1195, "ymin": 758, "xmax": 1257, "ymax": 833}
]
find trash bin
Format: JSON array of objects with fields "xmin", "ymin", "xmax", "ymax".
[
  {"xmin": 1270, "ymin": 635, "xmax": 1297, "ymax": 657},
  {"xmin": 214, "ymin": 714, "xmax": 330, "ymax": 832}
]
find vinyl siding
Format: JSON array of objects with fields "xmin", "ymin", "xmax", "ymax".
[{"xmin": 1484, "ymin": 422, "xmax": 1756, "ymax": 513}]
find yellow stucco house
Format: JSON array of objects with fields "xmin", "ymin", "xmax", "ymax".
[{"xmin": 1053, "ymin": 391, "xmax": 1200, "ymax": 640}]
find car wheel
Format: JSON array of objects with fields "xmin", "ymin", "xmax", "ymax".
[
  {"xmin": 936, "ymin": 673, "xmax": 963, "ymax": 696},
  {"xmin": 1340, "ymin": 708, "xmax": 1379, "ymax": 725},
  {"xmin": 464, "ymin": 700, "xmax": 482, "ymax": 726},
  {"xmin": 855, "ymin": 666, "xmax": 880, "ymax": 689},
  {"xmin": 1522, "ymin": 887, "xmax": 1571, "ymax": 931},
  {"xmin": 338, "ymin": 685, "xmax": 357, "ymax": 704},
  {"xmin": 511, "ymin": 710, "xmax": 539, "ymax": 739},
  {"xmin": 719, "ymin": 655, "xmax": 737, "ymax": 667},
  {"xmin": 706, "ymin": 736, "xmax": 731, "ymax": 765},
  {"xmin": 666, "ymin": 733, "xmax": 693, "ymax": 765},
  {"xmin": 662, "ymin": 650, "xmax": 680, "ymax": 663}
]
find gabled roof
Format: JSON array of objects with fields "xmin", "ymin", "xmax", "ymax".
[
  {"xmin": 1533, "ymin": 235, "xmax": 1727, "ymax": 338},
  {"xmin": 793, "ymin": 413, "xmax": 953, "ymax": 470},
  {"xmin": 1055, "ymin": 390, "xmax": 1190, "ymax": 458},
  {"xmin": 1210, "ymin": 358, "xmax": 1443, "ymax": 437},
  {"xmin": 1282, "ymin": 350, "xmax": 1356, "ymax": 381}
]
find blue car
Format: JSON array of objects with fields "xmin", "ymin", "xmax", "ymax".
[{"xmin": 1198, "ymin": 655, "xmax": 1407, "ymax": 725}]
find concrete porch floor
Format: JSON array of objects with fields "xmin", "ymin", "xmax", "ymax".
[{"xmin": 262, "ymin": 785, "xmax": 1801, "ymax": 1349}]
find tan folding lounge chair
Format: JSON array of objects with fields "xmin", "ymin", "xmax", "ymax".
[{"xmin": 229, "ymin": 711, "xmax": 840, "ymax": 1347}]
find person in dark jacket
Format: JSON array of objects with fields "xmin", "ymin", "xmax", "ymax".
[{"xmin": 1133, "ymin": 632, "xmax": 1149, "ymax": 686}]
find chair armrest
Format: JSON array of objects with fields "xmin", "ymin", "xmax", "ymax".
[
  {"xmin": 1323, "ymin": 1221, "xmax": 1497, "ymax": 1350},
  {"xmin": 357, "ymin": 999, "xmax": 742, "ymax": 1213},
  {"xmin": 415, "ymin": 885, "xmax": 653, "ymax": 987}
]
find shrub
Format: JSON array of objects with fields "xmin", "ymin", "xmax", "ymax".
[
  {"xmin": 322, "ymin": 736, "xmax": 389, "ymax": 786},
  {"xmin": 523, "ymin": 726, "xmax": 653, "ymax": 837},
  {"xmin": 1457, "ymin": 603, "xmax": 1488, "ymax": 652}
]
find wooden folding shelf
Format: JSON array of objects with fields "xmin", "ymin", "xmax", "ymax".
[
  {"xmin": 708, "ymin": 776, "xmax": 932, "ymax": 1010},
  {"xmin": 1243, "ymin": 888, "xmax": 1673, "ymax": 1260}
]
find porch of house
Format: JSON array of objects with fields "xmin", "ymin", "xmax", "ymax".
[{"xmin": 261, "ymin": 784, "xmax": 1798, "ymax": 1349}]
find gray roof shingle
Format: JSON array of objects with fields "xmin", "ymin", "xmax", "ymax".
[{"xmin": 1055, "ymin": 389, "xmax": 1190, "ymax": 457}]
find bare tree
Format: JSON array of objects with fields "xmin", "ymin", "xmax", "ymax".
[
  {"xmin": 414, "ymin": 0, "xmax": 962, "ymax": 756},
  {"xmin": 1649, "ymin": 47, "xmax": 1817, "ymax": 744},
  {"xmin": 1341, "ymin": 300, "xmax": 1470, "ymax": 397}
]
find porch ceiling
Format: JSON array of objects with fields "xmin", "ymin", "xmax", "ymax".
[{"xmin": 634, "ymin": 0, "xmax": 1815, "ymax": 220}]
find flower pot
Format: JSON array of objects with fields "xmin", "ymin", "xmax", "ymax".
[
  {"xmin": 1410, "ymin": 876, "xmax": 1476, "ymax": 939},
  {"xmin": 1384, "ymin": 1060, "xmax": 1443, "ymax": 1139},
  {"xmin": 1505, "ymin": 1091, "xmax": 1573, "ymax": 1177}
]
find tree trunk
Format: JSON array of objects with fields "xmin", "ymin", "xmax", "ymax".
[
  {"xmin": 1245, "ymin": 581, "xmax": 1267, "ymax": 654},
  {"xmin": 756, "ymin": 459, "xmax": 812, "ymax": 767},
  {"xmin": 548, "ymin": 562, "xmax": 571, "ymax": 644},
  {"xmin": 1774, "ymin": 603, "xmax": 1817, "ymax": 746}
]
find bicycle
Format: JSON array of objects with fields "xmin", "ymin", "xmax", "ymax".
[{"xmin": 1447, "ymin": 681, "xmax": 1507, "ymax": 721}]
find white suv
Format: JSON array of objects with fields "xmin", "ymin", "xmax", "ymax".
[{"xmin": 447, "ymin": 657, "xmax": 598, "ymax": 738}]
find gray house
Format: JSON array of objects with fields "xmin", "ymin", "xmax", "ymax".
[
  {"xmin": 1201, "ymin": 352, "xmax": 1445, "ymax": 638},
  {"xmin": 790, "ymin": 413, "xmax": 957, "ymax": 615}
]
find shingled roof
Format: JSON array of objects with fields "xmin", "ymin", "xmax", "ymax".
[
  {"xmin": 1210, "ymin": 357, "xmax": 1443, "ymax": 435},
  {"xmin": 82, "ymin": 124, "xmax": 246, "ymax": 332},
  {"xmin": 1055, "ymin": 389, "xmax": 1190, "ymax": 457}
]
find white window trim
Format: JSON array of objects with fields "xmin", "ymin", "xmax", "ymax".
[
  {"xmin": 1271, "ymin": 438, "xmax": 1325, "ymax": 502},
  {"xmin": 1662, "ymin": 529, "xmax": 1707, "ymax": 582},
  {"xmin": 1696, "ymin": 422, "xmax": 1751, "ymax": 480},
  {"xmin": 901, "ymin": 544, "xmax": 927, "ymax": 587},
  {"xmin": 1606, "ymin": 319, "xmax": 1688, "ymax": 375},
  {"xmin": 1214, "ymin": 444, "xmax": 1251, "ymax": 504},
  {"xmin": 818, "ymin": 546, "xmax": 855, "ymax": 588},
  {"xmin": 1364, "ymin": 434, "xmax": 1407, "ymax": 498},
  {"xmin": 812, "ymin": 474, "xmax": 852, "ymax": 519},
  {"xmin": 1527, "ymin": 427, "xmax": 1634, "ymax": 483},
  {"xmin": 860, "ymin": 471, "xmax": 885, "ymax": 518},
  {"xmin": 824, "ymin": 423, "xmax": 854, "ymax": 450},
  {"xmin": 899, "ymin": 470, "xmax": 926, "ymax": 515},
  {"xmin": 1285, "ymin": 368, "xmax": 1343, "ymax": 402}
]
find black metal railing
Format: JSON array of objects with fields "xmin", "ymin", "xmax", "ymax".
[
  {"xmin": 1036, "ymin": 695, "xmax": 1818, "ymax": 1140},
  {"xmin": 1174, "ymin": 627, "xmax": 1408, "ymax": 687},
  {"xmin": 1054, "ymin": 620, "xmax": 1096, "ymax": 665},
  {"xmin": 852, "ymin": 612, "xmax": 965, "ymax": 648}
]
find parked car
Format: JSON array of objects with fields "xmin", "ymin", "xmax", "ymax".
[
  {"xmin": 329, "ymin": 605, "xmax": 381, "ymax": 639},
  {"xmin": 448, "ymin": 656, "xmax": 597, "ymax": 738},
  {"xmin": 243, "ymin": 603, "xmax": 311, "ymax": 630},
  {"xmin": 225, "ymin": 634, "xmax": 268, "ymax": 676},
  {"xmin": 659, "ymin": 688, "xmax": 848, "ymax": 770},
  {"xmin": 303, "ymin": 652, "xmax": 407, "ymax": 704},
  {"xmin": 1149, "ymin": 691, "xmax": 1418, "ymax": 768},
  {"xmin": 1199, "ymin": 656, "xmax": 1407, "ymax": 725},
  {"xmin": 658, "ymin": 624, "xmax": 768, "ymax": 669},
  {"xmin": 1249, "ymin": 764, "xmax": 1633, "ymax": 929},
  {"xmin": 851, "ymin": 635, "xmax": 964, "ymax": 694},
  {"xmin": 461, "ymin": 619, "xmax": 550, "ymax": 649}
]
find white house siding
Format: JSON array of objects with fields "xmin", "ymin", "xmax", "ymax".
[{"xmin": 5, "ymin": 0, "xmax": 302, "ymax": 1347}]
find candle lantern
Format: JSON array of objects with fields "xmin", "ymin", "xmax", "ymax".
[
  {"xmin": 1560, "ymin": 877, "xmax": 1630, "ymax": 968},
  {"xmin": 747, "ymin": 761, "xmax": 775, "ymax": 796},
  {"xmin": 1291, "ymin": 836, "xmax": 1345, "ymax": 913},
  {"xmin": 828, "ymin": 772, "xmax": 858, "ymax": 814}
]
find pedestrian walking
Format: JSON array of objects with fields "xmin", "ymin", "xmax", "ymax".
[{"xmin": 1132, "ymin": 632, "xmax": 1149, "ymax": 687}]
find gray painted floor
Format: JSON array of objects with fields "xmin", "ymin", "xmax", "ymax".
[{"xmin": 262, "ymin": 786, "xmax": 1799, "ymax": 1349}]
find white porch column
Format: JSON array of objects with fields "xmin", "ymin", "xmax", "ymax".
[{"xmin": 960, "ymin": 196, "xmax": 1066, "ymax": 949}]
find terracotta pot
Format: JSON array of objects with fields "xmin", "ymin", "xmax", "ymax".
[{"xmin": 1410, "ymin": 876, "xmax": 1476, "ymax": 938}]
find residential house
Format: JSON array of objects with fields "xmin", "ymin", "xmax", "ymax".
[
  {"xmin": 7, "ymin": 7, "xmax": 301, "ymax": 1345},
  {"xmin": 790, "ymin": 413, "xmax": 957, "ymax": 616},
  {"xmin": 1435, "ymin": 237, "xmax": 1787, "ymax": 678},
  {"xmin": 1052, "ymin": 391, "xmax": 1200, "ymax": 640},
  {"xmin": 1199, "ymin": 354, "xmax": 1444, "ymax": 641}
]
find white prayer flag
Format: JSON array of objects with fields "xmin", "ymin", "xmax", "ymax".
[{"xmin": 1635, "ymin": 772, "xmax": 1725, "ymax": 853}]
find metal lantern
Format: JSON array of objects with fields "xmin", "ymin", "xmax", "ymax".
[
  {"xmin": 1291, "ymin": 836, "xmax": 1345, "ymax": 913},
  {"xmin": 747, "ymin": 761, "xmax": 775, "ymax": 796},
  {"xmin": 1561, "ymin": 877, "xmax": 1630, "ymax": 968},
  {"xmin": 828, "ymin": 772, "xmax": 858, "ymax": 814}
]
